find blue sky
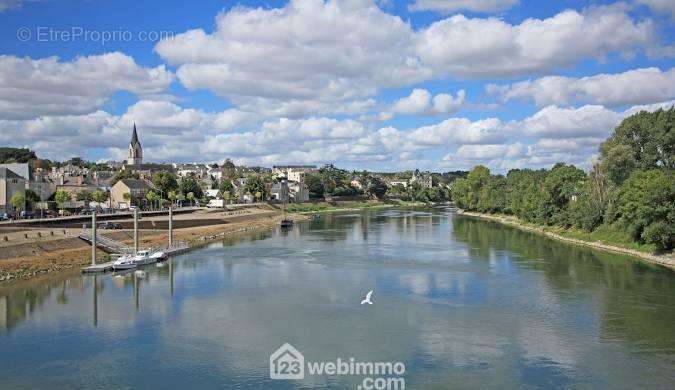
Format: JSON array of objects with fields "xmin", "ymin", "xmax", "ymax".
[{"xmin": 0, "ymin": 0, "xmax": 673, "ymax": 172}]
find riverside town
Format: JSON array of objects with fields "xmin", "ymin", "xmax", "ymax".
[{"xmin": 0, "ymin": 0, "xmax": 674, "ymax": 389}]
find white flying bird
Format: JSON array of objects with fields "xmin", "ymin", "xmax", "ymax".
[{"xmin": 360, "ymin": 290, "xmax": 373, "ymax": 305}]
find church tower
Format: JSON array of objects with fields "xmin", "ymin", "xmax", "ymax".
[{"xmin": 127, "ymin": 123, "xmax": 143, "ymax": 165}]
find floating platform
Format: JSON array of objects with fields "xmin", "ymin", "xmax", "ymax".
[{"xmin": 81, "ymin": 243, "xmax": 190, "ymax": 274}]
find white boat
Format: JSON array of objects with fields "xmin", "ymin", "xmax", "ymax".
[
  {"xmin": 150, "ymin": 250, "xmax": 167, "ymax": 262},
  {"xmin": 112, "ymin": 255, "xmax": 137, "ymax": 270},
  {"xmin": 132, "ymin": 250, "xmax": 157, "ymax": 265}
]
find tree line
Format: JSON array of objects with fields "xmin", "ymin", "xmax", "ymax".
[{"xmin": 452, "ymin": 108, "xmax": 674, "ymax": 251}]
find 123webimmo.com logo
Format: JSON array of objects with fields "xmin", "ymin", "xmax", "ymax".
[{"xmin": 270, "ymin": 343, "xmax": 405, "ymax": 389}]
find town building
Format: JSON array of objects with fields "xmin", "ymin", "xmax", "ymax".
[
  {"xmin": 0, "ymin": 167, "xmax": 26, "ymax": 214},
  {"xmin": 272, "ymin": 165, "xmax": 316, "ymax": 182},
  {"xmin": 0, "ymin": 163, "xmax": 56, "ymax": 201},
  {"xmin": 411, "ymin": 169, "xmax": 433, "ymax": 188},
  {"xmin": 288, "ymin": 181, "xmax": 309, "ymax": 203},
  {"xmin": 110, "ymin": 178, "xmax": 151, "ymax": 209}
]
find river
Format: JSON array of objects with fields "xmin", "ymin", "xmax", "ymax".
[{"xmin": 1, "ymin": 207, "xmax": 674, "ymax": 389}]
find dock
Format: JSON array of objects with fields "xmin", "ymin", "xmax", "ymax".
[{"xmin": 82, "ymin": 242, "xmax": 190, "ymax": 273}]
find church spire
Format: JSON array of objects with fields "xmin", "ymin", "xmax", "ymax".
[{"xmin": 131, "ymin": 122, "xmax": 140, "ymax": 146}]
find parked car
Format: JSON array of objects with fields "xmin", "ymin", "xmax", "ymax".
[
  {"xmin": 0, "ymin": 212, "xmax": 9, "ymax": 221},
  {"xmin": 44, "ymin": 210, "xmax": 58, "ymax": 218},
  {"xmin": 20, "ymin": 210, "xmax": 36, "ymax": 219},
  {"xmin": 98, "ymin": 221, "xmax": 122, "ymax": 230}
]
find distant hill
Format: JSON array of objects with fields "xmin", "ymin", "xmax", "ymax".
[{"xmin": 0, "ymin": 147, "xmax": 37, "ymax": 163}]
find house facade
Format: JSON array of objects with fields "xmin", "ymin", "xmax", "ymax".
[
  {"xmin": 0, "ymin": 168, "xmax": 26, "ymax": 213},
  {"xmin": 110, "ymin": 179, "xmax": 151, "ymax": 209}
]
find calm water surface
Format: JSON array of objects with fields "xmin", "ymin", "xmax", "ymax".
[{"xmin": 1, "ymin": 208, "xmax": 674, "ymax": 389}]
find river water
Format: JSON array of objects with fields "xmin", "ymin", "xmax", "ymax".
[{"xmin": 1, "ymin": 208, "xmax": 674, "ymax": 389}]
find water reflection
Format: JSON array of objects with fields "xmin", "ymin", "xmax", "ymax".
[{"xmin": 0, "ymin": 208, "xmax": 674, "ymax": 389}]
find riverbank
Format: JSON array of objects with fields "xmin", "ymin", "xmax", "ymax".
[
  {"xmin": 0, "ymin": 209, "xmax": 308, "ymax": 284},
  {"xmin": 458, "ymin": 210, "xmax": 675, "ymax": 269},
  {"xmin": 283, "ymin": 199, "xmax": 428, "ymax": 214}
]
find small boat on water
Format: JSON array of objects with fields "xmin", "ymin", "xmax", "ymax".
[
  {"xmin": 132, "ymin": 250, "xmax": 157, "ymax": 265},
  {"xmin": 112, "ymin": 255, "xmax": 137, "ymax": 270},
  {"xmin": 150, "ymin": 250, "xmax": 167, "ymax": 262},
  {"xmin": 280, "ymin": 219, "xmax": 294, "ymax": 228}
]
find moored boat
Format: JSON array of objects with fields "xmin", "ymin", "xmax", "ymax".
[
  {"xmin": 150, "ymin": 250, "xmax": 167, "ymax": 262},
  {"xmin": 132, "ymin": 250, "xmax": 157, "ymax": 265},
  {"xmin": 112, "ymin": 255, "xmax": 137, "ymax": 270}
]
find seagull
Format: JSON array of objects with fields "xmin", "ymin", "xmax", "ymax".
[{"xmin": 360, "ymin": 290, "xmax": 373, "ymax": 305}]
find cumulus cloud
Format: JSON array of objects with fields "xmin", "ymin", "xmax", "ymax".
[
  {"xmin": 488, "ymin": 67, "xmax": 675, "ymax": 107},
  {"xmin": 156, "ymin": 0, "xmax": 427, "ymax": 103},
  {"xmin": 155, "ymin": 1, "xmax": 665, "ymax": 105},
  {"xmin": 522, "ymin": 105, "xmax": 623, "ymax": 139},
  {"xmin": 0, "ymin": 53, "xmax": 174, "ymax": 119},
  {"xmin": 390, "ymin": 88, "xmax": 466, "ymax": 116},
  {"xmin": 409, "ymin": 0, "xmax": 519, "ymax": 14},
  {"xmin": 456, "ymin": 143, "xmax": 526, "ymax": 159},
  {"xmin": 637, "ymin": 0, "xmax": 675, "ymax": 18},
  {"xmin": 415, "ymin": 4, "xmax": 658, "ymax": 78}
]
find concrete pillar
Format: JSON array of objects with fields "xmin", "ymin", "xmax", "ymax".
[
  {"xmin": 169, "ymin": 206, "xmax": 173, "ymax": 248},
  {"xmin": 91, "ymin": 211, "xmax": 97, "ymax": 265},
  {"xmin": 133, "ymin": 208, "xmax": 139, "ymax": 254}
]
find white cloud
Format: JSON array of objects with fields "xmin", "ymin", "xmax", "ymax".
[
  {"xmin": 391, "ymin": 88, "xmax": 466, "ymax": 116},
  {"xmin": 156, "ymin": 0, "xmax": 427, "ymax": 103},
  {"xmin": 488, "ymin": 67, "xmax": 675, "ymax": 107},
  {"xmin": 456, "ymin": 143, "xmax": 526, "ymax": 159},
  {"xmin": 637, "ymin": 0, "xmax": 675, "ymax": 18},
  {"xmin": 408, "ymin": 117, "xmax": 512, "ymax": 145},
  {"xmin": 415, "ymin": 5, "xmax": 657, "ymax": 78},
  {"xmin": 0, "ymin": 53, "xmax": 173, "ymax": 119},
  {"xmin": 522, "ymin": 105, "xmax": 624, "ymax": 139},
  {"xmin": 409, "ymin": 0, "xmax": 519, "ymax": 13},
  {"xmin": 154, "ymin": 1, "xmax": 665, "ymax": 106}
]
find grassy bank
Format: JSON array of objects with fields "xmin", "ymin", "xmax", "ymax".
[
  {"xmin": 284, "ymin": 199, "xmax": 427, "ymax": 214},
  {"xmin": 459, "ymin": 211, "xmax": 675, "ymax": 269}
]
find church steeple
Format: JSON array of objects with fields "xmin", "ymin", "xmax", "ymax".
[
  {"xmin": 127, "ymin": 123, "xmax": 143, "ymax": 165},
  {"xmin": 131, "ymin": 123, "xmax": 140, "ymax": 146}
]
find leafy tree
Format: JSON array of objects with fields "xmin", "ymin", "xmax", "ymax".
[
  {"xmin": 54, "ymin": 190, "xmax": 71, "ymax": 204},
  {"xmin": 92, "ymin": 189, "xmax": 108, "ymax": 205},
  {"xmin": 615, "ymin": 169, "xmax": 674, "ymax": 250},
  {"xmin": 145, "ymin": 191, "xmax": 158, "ymax": 210},
  {"xmin": 10, "ymin": 192, "xmax": 25, "ymax": 213},
  {"xmin": 111, "ymin": 170, "xmax": 139, "ymax": 186},
  {"xmin": 244, "ymin": 175, "xmax": 268, "ymax": 201},
  {"xmin": 304, "ymin": 173, "xmax": 325, "ymax": 198},
  {"xmin": 186, "ymin": 192, "xmax": 195, "ymax": 206},
  {"xmin": 366, "ymin": 176, "xmax": 388, "ymax": 199},
  {"xmin": 219, "ymin": 179, "xmax": 235, "ymax": 198},
  {"xmin": 25, "ymin": 189, "xmax": 40, "ymax": 204},
  {"xmin": 600, "ymin": 107, "xmax": 674, "ymax": 184},
  {"xmin": 167, "ymin": 191, "xmax": 177, "ymax": 206},
  {"xmin": 75, "ymin": 189, "xmax": 93, "ymax": 202},
  {"xmin": 0, "ymin": 147, "xmax": 37, "ymax": 163},
  {"xmin": 152, "ymin": 171, "xmax": 179, "ymax": 195},
  {"xmin": 179, "ymin": 175, "xmax": 203, "ymax": 198}
]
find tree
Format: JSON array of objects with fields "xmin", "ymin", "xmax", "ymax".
[
  {"xmin": 122, "ymin": 192, "xmax": 132, "ymax": 206},
  {"xmin": 0, "ymin": 147, "xmax": 37, "ymax": 163},
  {"xmin": 600, "ymin": 107, "xmax": 674, "ymax": 184},
  {"xmin": 244, "ymin": 175, "xmax": 268, "ymax": 201},
  {"xmin": 186, "ymin": 192, "xmax": 195, "ymax": 206},
  {"xmin": 75, "ymin": 189, "xmax": 93, "ymax": 202},
  {"xmin": 10, "ymin": 192, "xmax": 25, "ymax": 214},
  {"xmin": 24, "ymin": 189, "xmax": 40, "ymax": 209},
  {"xmin": 167, "ymin": 191, "xmax": 177, "ymax": 206},
  {"xmin": 55, "ymin": 191, "xmax": 71, "ymax": 204},
  {"xmin": 151, "ymin": 171, "xmax": 179, "ymax": 195},
  {"xmin": 179, "ymin": 175, "xmax": 203, "ymax": 198},
  {"xmin": 219, "ymin": 179, "xmax": 235, "ymax": 199},
  {"xmin": 365, "ymin": 176, "xmax": 388, "ymax": 199},
  {"xmin": 304, "ymin": 173, "xmax": 325, "ymax": 198},
  {"xmin": 92, "ymin": 189, "xmax": 108, "ymax": 206},
  {"xmin": 145, "ymin": 191, "xmax": 158, "ymax": 211},
  {"xmin": 615, "ymin": 170, "xmax": 674, "ymax": 251},
  {"xmin": 111, "ymin": 170, "xmax": 139, "ymax": 186}
]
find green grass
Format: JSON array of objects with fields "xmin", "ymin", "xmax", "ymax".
[{"xmin": 545, "ymin": 224, "xmax": 657, "ymax": 254}]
